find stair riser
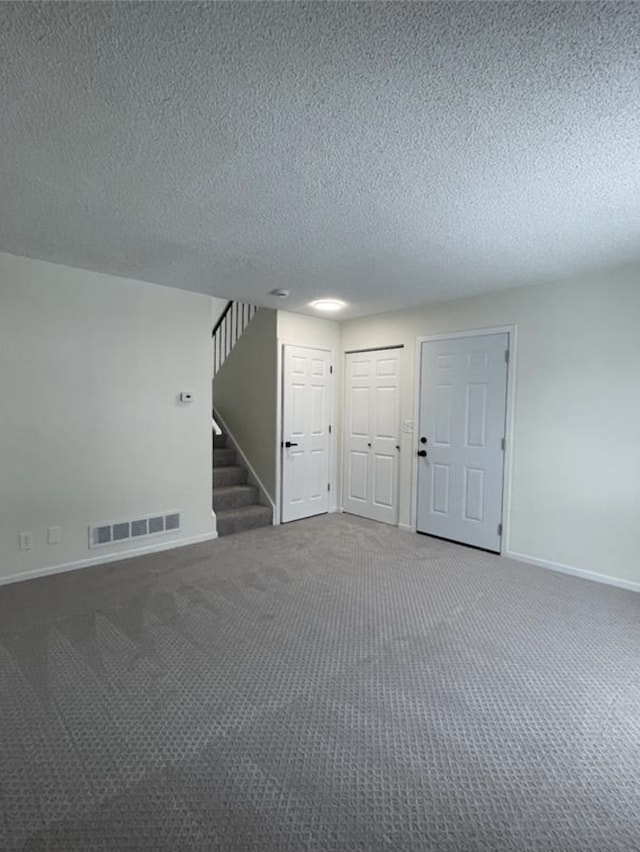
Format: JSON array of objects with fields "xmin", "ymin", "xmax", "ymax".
[
  {"xmin": 213, "ymin": 486, "xmax": 259, "ymax": 511},
  {"xmin": 212, "ymin": 467, "xmax": 247, "ymax": 488},
  {"xmin": 213, "ymin": 448, "xmax": 236, "ymax": 467},
  {"xmin": 216, "ymin": 508, "xmax": 272, "ymax": 537}
]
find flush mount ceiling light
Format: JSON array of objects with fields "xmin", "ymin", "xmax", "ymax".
[{"xmin": 310, "ymin": 299, "xmax": 346, "ymax": 313}]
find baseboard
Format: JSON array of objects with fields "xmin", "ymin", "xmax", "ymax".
[
  {"xmin": 0, "ymin": 530, "xmax": 219, "ymax": 588},
  {"xmin": 505, "ymin": 550, "xmax": 640, "ymax": 595},
  {"xmin": 398, "ymin": 522, "xmax": 414, "ymax": 533}
]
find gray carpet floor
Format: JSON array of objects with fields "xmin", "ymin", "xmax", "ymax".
[{"xmin": 1, "ymin": 514, "xmax": 639, "ymax": 851}]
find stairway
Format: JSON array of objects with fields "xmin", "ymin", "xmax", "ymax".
[{"xmin": 212, "ymin": 431, "xmax": 273, "ymax": 536}]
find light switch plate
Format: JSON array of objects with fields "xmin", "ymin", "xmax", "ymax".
[
  {"xmin": 19, "ymin": 531, "xmax": 33, "ymax": 551},
  {"xmin": 402, "ymin": 420, "xmax": 414, "ymax": 433}
]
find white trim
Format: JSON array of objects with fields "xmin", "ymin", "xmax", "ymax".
[
  {"xmin": 0, "ymin": 530, "xmax": 219, "ymax": 587},
  {"xmin": 398, "ymin": 522, "xmax": 414, "ymax": 533},
  {"xmin": 413, "ymin": 326, "xmax": 516, "ymax": 342},
  {"xmin": 502, "ymin": 326, "xmax": 518, "ymax": 555},
  {"xmin": 213, "ymin": 406, "xmax": 277, "ymax": 519},
  {"xmin": 410, "ymin": 339, "xmax": 422, "ymax": 533},
  {"xmin": 505, "ymin": 550, "xmax": 640, "ymax": 595},
  {"xmin": 410, "ymin": 325, "xmax": 517, "ymax": 557},
  {"xmin": 278, "ymin": 341, "xmax": 335, "ymax": 524}
]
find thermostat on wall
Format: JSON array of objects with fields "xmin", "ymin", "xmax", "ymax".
[{"xmin": 179, "ymin": 391, "xmax": 194, "ymax": 403}]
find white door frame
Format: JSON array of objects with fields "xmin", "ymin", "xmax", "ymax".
[
  {"xmin": 410, "ymin": 325, "xmax": 517, "ymax": 554},
  {"xmin": 276, "ymin": 341, "xmax": 335, "ymax": 524}
]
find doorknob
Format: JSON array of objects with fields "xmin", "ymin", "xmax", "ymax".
[
  {"xmin": 420, "ymin": 436, "xmax": 428, "ymax": 444},
  {"xmin": 417, "ymin": 449, "xmax": 427, "ymax": 457},
  {"xmin": 284, "ymin": 441, "xmax": 299, "ymax": 448},
  {"xmin": 367, "ymin": 442, "xmax": 371, "ymax": 447}
]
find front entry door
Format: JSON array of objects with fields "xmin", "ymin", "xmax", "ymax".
[
  {"xmin": 416, "ymin": 333, "xmax": 508, "ymax": 551},
  {"xmin": 281, "ymin": 345, "xmax": 332, "ymax": 523},
  {"xmin": 342, "ymin": 348, "xmax": 401, "ymax": 525}
]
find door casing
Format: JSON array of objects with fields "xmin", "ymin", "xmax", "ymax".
[{"xmin": 410, "ymin": 326, "xmax": 517, "ymax": 554}]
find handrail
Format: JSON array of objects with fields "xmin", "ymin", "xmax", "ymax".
[
  {"xmin": 211, "ymin": 300, "xmax": 233, "ymax": 339},
  {"xmin": 212, "ymin": 299, "xmax": 259, "ymax": 376}
]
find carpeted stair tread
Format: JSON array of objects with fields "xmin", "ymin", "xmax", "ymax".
[
  {"xmin": 212, "ymin": 465, "xmax": 247, "ymax": 488},
  {"xmin": 212, "ymin": 426, "xmax": 268, "ymax": 535},
  {"xmin": 213, "ymin": 484, "xmax": 259, "ymax": 511},
  {"xmin": 215, "ymin": 504, "xmax": 273, "ymax": 536}
]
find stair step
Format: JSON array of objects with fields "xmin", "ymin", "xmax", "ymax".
[
  {"xmin": 216, "ymin": 504, "xmax": 273, "ymax": 537},
  {"xmin": 212, "ymin": 432, "xmax": 227, "ymax": 448},
  {"xmin": 213, "ymin": 447, "xmax": 236, "ymax": 467},
  {"xmin": 212, "ymin": 465, "xmax": 247, "ymax": 488},
  {"xmin": 213, "ymin": 484, "xmax": 259, "ymax": 511}
]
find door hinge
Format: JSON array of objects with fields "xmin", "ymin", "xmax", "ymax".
[
  {"xmin": 497, "ymin": 523, "xmax": 503, "ymax": 536},
  {"xmin": 329, "ymin": 424, "xmax": 332, "ymax": 434},
  {"xmin": 505, "ymin": 349, "xmax": 510, "ymax": 364},
  {"xmin": 327, "ymin": 482, "xmax": 330, "ymax": 492},
  {"xmin": 501, "ymin": 437, "xmax": 506, "ymax": 451},
  {"xmin": 330, "ymin": 365, "xmax": 333, "ymax": 374}
]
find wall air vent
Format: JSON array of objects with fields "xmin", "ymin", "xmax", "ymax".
[{"xmin": 89, "ymin": 511, "xmax": 181, "ymax": 549}]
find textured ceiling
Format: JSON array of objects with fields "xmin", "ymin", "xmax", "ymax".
[{"xmin": 2, "ymin": 2, "xmax": 640, "ymax": 318}]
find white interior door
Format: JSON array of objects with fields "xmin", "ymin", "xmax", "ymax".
[
  {"xmin": 343, "ymin": 348, "xmax": 401, "ymax": 525},
  {"xmin": 281, "ymin": 345, "xmax": 332, "ymax": 523},
  {"xmin": 416, "ymin": 333, "xmax": 508, "ymax": 551}
]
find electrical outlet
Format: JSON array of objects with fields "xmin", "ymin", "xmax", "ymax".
[
  {"xmin": 47, "ymin": 526, "xmax": 62, "ymax": 545},
  {"xmin": 18, "ymin": 531, "xmax": 33, "ymax": 551}
]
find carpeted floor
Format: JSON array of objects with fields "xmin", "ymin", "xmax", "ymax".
[{"xmin": 1, "ymin": 514, "xmax": 639, "ymax": 851}]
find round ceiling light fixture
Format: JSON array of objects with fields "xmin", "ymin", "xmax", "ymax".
[{"xmin": 310, "ymin": 299, "xmax": 346, "ymax": 313}]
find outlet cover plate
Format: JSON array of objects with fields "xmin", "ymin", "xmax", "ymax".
[{"xmin": 47, "ymin": 526, "xmax": 62, "ymax": 544}]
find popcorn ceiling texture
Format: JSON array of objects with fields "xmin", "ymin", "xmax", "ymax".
[{"xmin": 1, "ymin": 2, "xmax": 640, "ymax": 317}]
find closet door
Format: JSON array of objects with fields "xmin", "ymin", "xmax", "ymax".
[{"xmin": 343, "ymin": 349, "xmax": 401, "ymax": 525}]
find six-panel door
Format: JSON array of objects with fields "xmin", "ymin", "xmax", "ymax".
[
  {"xmin": 416, "ymin": 333, "xmax": 508, "ymax": 551},
  {"xmin": 281, "ymin": 345, "xmax": 332, "ymax": 523},
  {"xmin": 342, "ymin": 349, "xmax": 401, "ymax": 525}
]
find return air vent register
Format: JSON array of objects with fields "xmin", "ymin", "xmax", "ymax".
[{"xmin": 89, "ymin": 512, "xmax": 181, "ymax": 549}]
